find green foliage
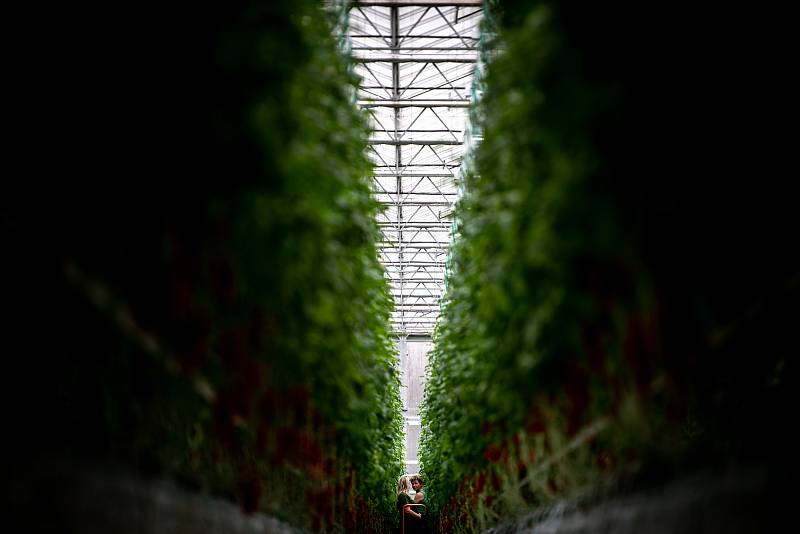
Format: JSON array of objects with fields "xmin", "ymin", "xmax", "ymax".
[
  {"xmin": 5, "ymin": 1, "xmax": 403, "ymax": 531},
  {"xmin": 420, "ymin": 1, "xmax": 798, "ymax": 531}
]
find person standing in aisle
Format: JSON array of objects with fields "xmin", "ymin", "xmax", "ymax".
[
  {"xmin": 397, "ymin": 475, "xmax": 423, "ymax": 533},
  {"xmin": 410, "ymin": 474, "xmax": 430, "ymax": 533}
]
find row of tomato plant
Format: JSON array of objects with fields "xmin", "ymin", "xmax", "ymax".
[
  {"xmin": 7, "ymin": 1, "xmax": 403, "ymax": 532},
  {"xmin": 420, "ymin": 1, "xmax": 797, "ymax": 531}
]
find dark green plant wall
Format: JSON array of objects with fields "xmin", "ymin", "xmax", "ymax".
[
  {"xmin": 4, "ymin": 1, "xmax": 402, "ymax": 532},
  {"xmin": 419, "ymin": 1, "xmax": 798, "ymax": 531}
]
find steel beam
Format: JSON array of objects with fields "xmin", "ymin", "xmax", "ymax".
[
  {"xmin": 352, "ymin": 1, "xmax": 482, "ymax": 6},
  {"xmin": 353, "ymin": 55, "xmax": 477, "ymax": 63},
  {"xmin": 369, "ymin": 140, "xmax": 463, "ymax": 145},
  {"xmin": 353, "ymin": 47, "xmax": 476, "ymax": 51},
  {"xmin": 377, "ymin": 202, "xmax": 453, "ymax": 206},
  {"xmin": 373, "ymin": 173, "xmax": 455, "ymax": 177},
  {"xmin": 359, "ymin": 99, "xmax": 471, "ymax": 107},
  {"xmin": 378, "ymin": 225, "xmax": 452, "ymax": 229},
  {"xmin": 363, "ymin": 88, "xmax": 467, "ymax": 92},
  {"xmin": 351, "ymin": 34, "xmax": 479, "ymax": 39},
  {"xmin": 387, "ymin": 281, "xmax": 445, "ymax": 285}
]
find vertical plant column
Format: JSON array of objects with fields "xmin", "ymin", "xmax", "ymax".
[
  {"xmin": 6, "ymin": 1, "xmax": 404, "ymax": 532},
  {"xmin": 419, "ymin": 1, "xmax": 798, "ymax": 532}
]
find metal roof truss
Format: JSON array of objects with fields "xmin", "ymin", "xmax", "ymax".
[{"xmin": 346, "ymin": 1, "xmax": 482, "ymax": 336}]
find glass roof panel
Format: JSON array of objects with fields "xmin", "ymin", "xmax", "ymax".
[{"xmin": 345, "ymin": 1, "xmax": 483, "ymax": 336}]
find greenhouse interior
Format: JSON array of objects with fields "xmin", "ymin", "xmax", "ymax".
[{"xmin": 4, "ymin": 1, "xmax": 797, "ymax": 532}]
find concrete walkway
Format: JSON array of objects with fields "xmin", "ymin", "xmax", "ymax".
[{"xmin": 8, "ymin": 460, "xmax": 298, "ymax": 534}]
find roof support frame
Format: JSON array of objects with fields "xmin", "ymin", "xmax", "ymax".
[{"xmin": 346, "ymin": 1, "xmax": 481, "ymax": 335}]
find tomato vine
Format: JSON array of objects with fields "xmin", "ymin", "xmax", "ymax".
[
  {"xmin": 6, "ymin": 1, "xmax": 403, "ymax": 531},
  {"xmin": 420, "ymin": 1, "xmax": 798, "ymax": 531}
]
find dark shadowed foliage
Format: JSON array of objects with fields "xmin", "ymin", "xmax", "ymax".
[
  {"xmin": 4, "ymin": 1, "xmax": 403, "ymax": 532},
  {"xmin": 420, "ymin": 1, "xmax": 797, "ymax": 531}
]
